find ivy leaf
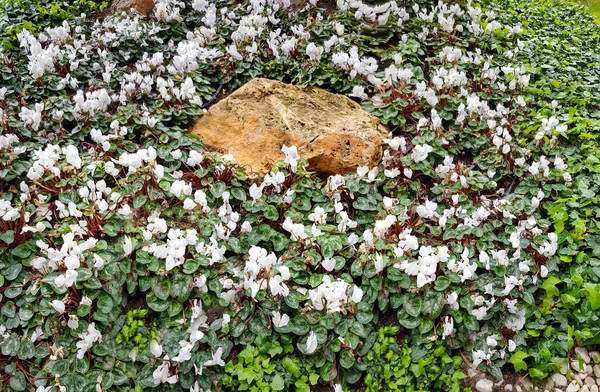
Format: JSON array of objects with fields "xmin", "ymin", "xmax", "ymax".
[
  {"xmin": 542, "ymin": 277, "xmax": 562, "ymax": 298},
  {"xmin": 270, "ymin": 374, "xmax": 285, "ymax": 391},
  {"xmin": 584, "ymin": 286, "xmax": 600, "ymax": 310},
  {"xmin": 509, "ymin": 351, "xmax": 529, "ymax": 372},
  {"xmin": 283, "ymin": 357, "xmax": 300, "ymax": 378}
]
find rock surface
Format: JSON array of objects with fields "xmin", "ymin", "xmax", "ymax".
[
  {"xmin": 191, "ymin": 78, "xmax": 388, "ymax": 175},
  {"xmin": 476, "ymin": 378, "xmax": 494, "ymax": 392},
  {"xmin": 111, "ymin": 0, "xmax": 154, "ymax": 16}
]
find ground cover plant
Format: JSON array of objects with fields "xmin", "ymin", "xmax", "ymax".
[{"xmin": 0, "ymin": 0, "xmax": 599, "ymax": 390}]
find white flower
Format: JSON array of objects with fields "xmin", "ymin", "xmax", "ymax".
[
  {"xmin": 76, "ymin": 322, "xmax": 102, "ymax": 359},
  {"xmin": 204, "ymin": 347, "xmax": 225, "ymax": 366},
  {"xmin": 282, "ymin": 217, "xmax": 307, "ymax": 240},
  {"xmin": 374, "ymin": 253, "xmax": 384, "ymax": 273},
  {"xmin": 67, "ymin": 315, "xmax": 79, "ymax": 329},
  {"xmin": 123, "ymin": 236, "xmax": 133, "ymax": 256},
  {"xmin": 151, "ymin": 341, "xmax": 163, "ymax": 357},
  {"xmin": 350, "ymin": 85, "xmax": 367, "ymax": 99},
  {"xmin": 350, "ymin": 286, "xmax": 363, "ymax": 303},
  {"xmin": 306, "ymin": 43, "xmax": 324, "ymax": 61},
  {"xmin": 153, "ymin": 359, "xmax": 178, "ymax": 385},
  {"xmin": 63, "ymin": 145, "xmax": 82, "ymax": 169},
  {"xmin": 51, "ymin": 300, "xmax": 65, "ymax": 314},
  {"xmin": 411, "ymin": 144, "xmax": 433, "ymax": 163},
  {"xmin": 306, "ymin": 331, "xmax": 318, "ymax": 354},
  {"xmin": 272, "ymin": 311, "xmax": 290, "ymax": 328},
  {"xmin": 442, "ymin": 316, "xmax": 453, "ymax": 339},
  {"xmin": 322, "ymin": 257, "xmax": 336, "ymax": 272},
  {"xmin": 54, "ymin": 269, "xmax": 78, "ymax": 288},
  {"xmin": 241, "ymin": 221, "xmax": 252, "ymax": 233}
]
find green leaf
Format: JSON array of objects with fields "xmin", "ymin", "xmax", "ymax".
[
  {"xmin": 17, "ymin": 340, "xmax": 34, "ymax": 360},
  {"xmin": 270, "ymin": 374, "xmax": 285, "ymax": 391},
  {"xmin": 340, "ymin": 350, "xmax": 355, "ymax": 369},
  {"xmin": 134, "ymin": 194, "xmax": 148, "ymax": 208},
  {"xmin": 2, "ymin": 334, "xmax": 20, "ymax": 356},
  {"xmin": 231, "ymin": 187, "xmax": 247, "ymax": 201},
  {"xmin": 403, "ymin": 295, "xmax": 423, "ymax": 317},
  {"xmin": 584, "ymin": 286, "xmax": 600, "ymax": 310},
  {"xmin": 509, "ymin": 351, "xmax": 529, "ymax": 372},
  {"xmin": 211, "ymin": 182, "xmax": 226, "ymax": 198},
  {"xmin": 0, "ymin": 230, "xmax": 14, "ymax": 244},
  {"xmin": 317, "ymin": 235, "xmax": 343, "ymax": 258},
  {"xmin": 10, "ymin": 371, "xmax": 26, "ymax": 391},
  {"xmin": 10, "ymin": 244, "xmax": 30, "ymax": 259},
  {"xmin": 264, "ymin": 205, "xmax": 279, "ymax": 220},
  {"xmin": 282, "ymin": 357, "xmax": 300, "ymax": 378},
  {"xmin": 542, "ymin": 277, "xmax": 562, "ymax": 298}
]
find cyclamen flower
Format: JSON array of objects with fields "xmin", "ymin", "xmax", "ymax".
[
  {"xmin": 282, "ymin": 217, "xmax": 307, "ymax": 241},
  {"xmin": 442, "ymin": 316, "xmax": 454, "ymax": 339},
  {"xmin": 51, "ymin": 300, "xmax": 65, "ymax": 314},
  {"xmin": 76, "ymin": 323, "xmax": 102, "ymax": 359},
  {"xmin": 322, "ymin": 257, "xmax": 336, "ymax": 272},
  {"xmin": 153, "ymin": 358, "xmax": 178, "ymax": 385},
  {"xmin": 272, "ymin": 311, "xmax": 290, "ymax": 328},
  {"xmin": 54, "ymin": 270, "xmax": 78, "ymax": 288},
  {"xmin": 306, "ymin": 331, "xmax": 318, "ymax": 354},
  {"xmin": 63, "ymin": 145, "xmax": 82, "ymax": 169},
  {"xmin": 306, "ymin": 43, "xmax": 324, "ymax": 61},
  {"xmin": 411, "ymin": 144, "xmax": 433, "ymax": 163},
  {"xmin": 350, "ymin": 85, "xmax": 367, "ymax": 99},
  {"xmin": 204, "ymin": 347, "xmax": 225, "ymax": 366}
]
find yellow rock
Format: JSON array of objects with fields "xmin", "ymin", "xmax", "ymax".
[{"xmin": 190, "ymin": 78, "xmax": 388, "ymax": 176}]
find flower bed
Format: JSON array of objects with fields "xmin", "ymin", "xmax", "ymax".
[{"xmin": 0, "ymin": 0, "xmax": 599, "ymax": 391}]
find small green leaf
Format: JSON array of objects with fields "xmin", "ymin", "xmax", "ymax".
[
  {"xmin": 10, "ymin": 371, "xmax": 26, "ymax": 391},
  {"xmin": 271, "ymin": 374, "xmax": 285, "ymax": 391},
  {"xmin": 509, "ymin": 351, "xmax": 529, "ymax": 372},
  {"xmin": 264, "ymin": 205, "xmax": 279, "ymax": 220},
  {"xmin": 542, "ymin": 277, "xmax": 561, "ymax": 298}
]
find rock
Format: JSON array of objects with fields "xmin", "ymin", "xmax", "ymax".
[
  {"xmin": 587, "ymin": 364, "xmax": 594, "ymax": 375},
  {"xmin": 577, "ymin": 347, "xmax": 592, "ymax": 364},
  {"xmin": 476, "ymin": 378, "xmax": 495, "ymax": 392},
  {"xmin": 590, "ymin": 351, "xmax": 600, "ymax": 364},
  {"xmin": 111, "ymin": 0, "xmax": 154, "ymax": 16},
  {"xmin": 506, "ymin": 385, "xmax": 513, "ymax": 391},
  {"xmin": 545, "ymin": 379, "xmax": 555, "ymax": 390},
  {"xmin": 552, "ymin": 374, "xmax": 568, "ymax": 388},
  {"xmin": 566, "ymin": 380, "xmax": 581, "ymax": 392},
  {"xmin": 574, "ymin": 360, "xmax": 587, "ymax": 373},
  {"xmin": 289, "ymin": 0, "xmax": 337, "ymax": 13},
  {"xmin": 586, "ymin": 378, "xmax": 596, "ymax": 388},
  {"xmin": 591, "ymin": 385, "xmax": 598, "ymax": 392},
  {"xmin": 190, "ymin": 78, "xmax": 388, "ymax": 176},
  {"xmin": 582, "ymin": 386, "xmax": 591, "ymax": 392},
  {"xmin": 521, "ymin": 376, "xmax": 534, "ymax": 390},
  {"xmin": 595, "ymin": 365, "xmax": 600, "ymax": 378}
]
